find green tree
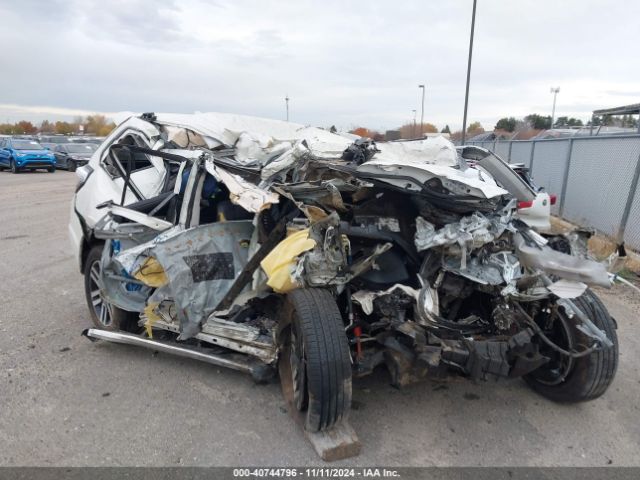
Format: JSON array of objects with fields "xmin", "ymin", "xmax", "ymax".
[
  {"xmin": 495, "ymin": 117, "xmax": 516, "ymax": 132},
  {"xmin": 466, "ymin": 121, "xmax": 484, "ymax": 135},
  {"xmin": 588, "ymin": 116, "xmax": 602, "ymax": 127},
  {"xmin": 54, "ymin": 121, "xmax": 75, "ymax": 135},
  {"xmin": 40, "ymin": 120, "xmax": 54, "ymax": 133},
  {"xmin": 84, "ymin": 114, "xmax": 109, "ymax": 135},
  {"xmin": 14, "ymin": 121, "xmax": 37, "ymax": 134},
  {"xmin": 398, "ymin": 122, "xmax": 438, "ymax": 139},
  {"xmin": 553, "ymin": 116, "xmax": 568, "ymax": 127},
  {"xmin": 525, "ymin": 114, "xmax": 551, "ymax": 129}
]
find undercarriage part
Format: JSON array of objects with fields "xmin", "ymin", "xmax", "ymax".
[
  {"xmin": 376, "ymin": 326, "xmax": 550, "ymax": 386},
  {"xmin": 148, "ymin": 316, "xmax": 278, "ymax": 364},
  {"xmin": 83, "ymin": 328, "xmax": 274, "ymax": 383}
]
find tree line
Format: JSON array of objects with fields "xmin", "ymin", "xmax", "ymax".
[
  {"xmin": 348, "ymin": 112, "xmax": 638, "ymax": 142},
  {"xmin": 0, "ymin": 115, "xmax": 116, "ymax": 136},
  {"xmin": 349, "ymin": 121, "xmax": 484, "ymax": 141},
  {"xmin": 494, "ymin": 113, "xmax": 637, "ymax": 132}
]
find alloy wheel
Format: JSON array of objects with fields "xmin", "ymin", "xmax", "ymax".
[{"xmin": 89, "ymin": 260, "xmax": 113, "ymax": 327}]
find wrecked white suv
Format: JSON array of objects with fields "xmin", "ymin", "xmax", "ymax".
[{"xmin": 71, "ymin": 112, "xmax": 618, "ymax": 456}]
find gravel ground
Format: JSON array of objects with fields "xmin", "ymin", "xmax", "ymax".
[{"xmin": 1, "ymin": 171, "xmax": 639, "ymax": 466}]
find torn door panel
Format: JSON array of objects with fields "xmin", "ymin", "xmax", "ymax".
[{"xmin": 115, "ymin": 221, "xmax": 254, "ymax": 339}]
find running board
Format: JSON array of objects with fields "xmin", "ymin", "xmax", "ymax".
[{"xmin": 82, "ymin": 329, "xmax": 274, "ymax": 382}]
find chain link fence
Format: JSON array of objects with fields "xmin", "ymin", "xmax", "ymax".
[{"xmin": 464, "ymin": 135, "xmax": 640, "ymax": 250}]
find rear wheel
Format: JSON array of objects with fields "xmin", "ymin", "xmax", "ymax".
[
  {"xmin": 84, "ymin": 244, "xmax": 139, "ymax": 332},
  {"xmin": 524, "ymin": 290, "xmax": 618, "ymax": 402},
  {"xmin": 279, "ymin": 288, "xmax": 352, "ymax": 432},
  {"xmin": 47, "ymin": 166, "xmax": 56, "ymax": 173}
]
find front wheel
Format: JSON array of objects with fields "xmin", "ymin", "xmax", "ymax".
[
  {"xmin": 279, "ymin": 289, "xmax": 352, "ymax": 432},
  {"xmin": 83, "ymin": 244, "xmax": 139, "ymax": 332},
  {"xmin": 10, "ymin": 159, "xmax": 19, "ymax": 174},
  {"xmin": 524, "ymin": 290, "xmax": 618, "ymax": 402},
  {"xmin": 68, "ymin": 161, "xmax": 76, "ymax": 172}
]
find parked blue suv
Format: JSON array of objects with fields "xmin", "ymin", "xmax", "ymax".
[{"xmin": 0, "ymin": 138, "xmax": 56, "ymax": 173}]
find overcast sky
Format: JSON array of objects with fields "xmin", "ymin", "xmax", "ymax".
[{"xmin": 0, "ymin": 0, "xmax": 638, "ymax": 131}]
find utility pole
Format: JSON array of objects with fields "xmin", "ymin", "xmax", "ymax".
[
  {"xmin": 460, "ymin": 0, "xmax": 477, "ymax": 145},
  {"xmin": 285, "ymin": 95, "xmax": 290, "ymax": 122},
  {"xmin": 550, "ymin": 87, "xmax": 560, "ymax": 129},
  {"xmin": 412, "ymin": 109, "xmax": 417, "ymax": 138},
  {"xmin": 418, "ymin": 85, "xmax": 425, "ymax": 137}
]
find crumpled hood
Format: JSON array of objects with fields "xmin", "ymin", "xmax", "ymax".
[
  {"xmin": 358, "ymin": 137, "xmax": 508, "ymax": 199},
  {"xmin": 119, "ymin": 112, "xmax": 508, "ymax": 200}
]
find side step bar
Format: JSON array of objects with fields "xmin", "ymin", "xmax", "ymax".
[{"xmin": 83, "ymin": 329, "xmax": 274, "ymax": 382}]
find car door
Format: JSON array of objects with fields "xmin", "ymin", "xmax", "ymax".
[
  {"xmin": 0, "ymin": 139, "xmax": 6, "ymax": 165},
  {"xmin": 74, "ymin": 117, "xmax": 168, "ymax": 231},
  {"xmin": 101, "ymin": 130, "xmax": 167, "ymax": 205},
  {"xmin": 53, "ymin": 145, "xmax": 65, "ymax": 168},
  {"xmin": 3, "ymin": 139, "xmax": 15, "ymax": 165}
]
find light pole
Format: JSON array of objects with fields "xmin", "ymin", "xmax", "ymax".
[
  {"xmin": 418, "ymin": 85, "xmax": 425, "ymax": 137},
  {"xmin": 285, "ymin": 95, "xmax": 290, "ymax": 122},
  {"xmin": 460, "ymin": 0, "xmax": 477, "ymax": 145},
  {"xmin": 412, "ymin": 109, "xmax": 417, "ymax": 138},
  {"xmin": 550, "ymin": 87, "xmax": 560, "ymax": 129}
]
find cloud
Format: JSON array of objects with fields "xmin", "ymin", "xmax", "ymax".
[{"xmin": 0, "ymin": 0, "xmax": 638, "ymax": 130}]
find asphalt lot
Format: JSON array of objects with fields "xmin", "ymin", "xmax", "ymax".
[{"xmin": 1, "ymin": 171, "xmax": 639, "ymax": 467}]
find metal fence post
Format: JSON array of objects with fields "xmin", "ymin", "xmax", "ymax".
[
  {"xmin": 558, "ymin": 138, "xmax": 574, "ymax": 217},
  {"xmin": 617, "ymin": 149, "xmax": 640, "ymax": 243},
  {"xmin": 508, "ymin": 141, "xmax": 513, "ymax": 163},
  {"xmin": 493, "ymin": 139, "xmax": 497, "ymax": 153}
]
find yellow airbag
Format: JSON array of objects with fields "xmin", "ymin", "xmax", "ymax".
[
  {"xmin": 132, "ymin": 257, "xmax": 168, "ymax": 288},
  {"xmin": 260, "ymin": 229, "xmax": 316, "ymax": 293}
]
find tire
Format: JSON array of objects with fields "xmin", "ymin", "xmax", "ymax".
[
  {"xmin": 281, "ymin": 288, "xmax": 352, "ymax": 432},
  {"xmin": 47, "ymin": 166, "xmax": 56, "ymax": 173},
  {"xmin": 524, "ymin": 289, "xmax": 618, "ymax": 402},
  {"xmin": 84, "ymin": 244, "xmax": 139, "ymax": 332},
  {"xmin": 10, "ymin": 159, "xmax": 19, "ymax": 174},
  {"xmin": 68, "ymin": 161, "xmax": 76, "ymax": 172}
]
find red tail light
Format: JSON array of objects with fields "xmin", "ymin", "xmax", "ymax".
[
  {"xmin": 549, "ymin": 194, "xmax": 557, "ymax": 205},
  {"xmin": 517, "ymin": 200, "xmax": 533, "ymax": 209}
]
